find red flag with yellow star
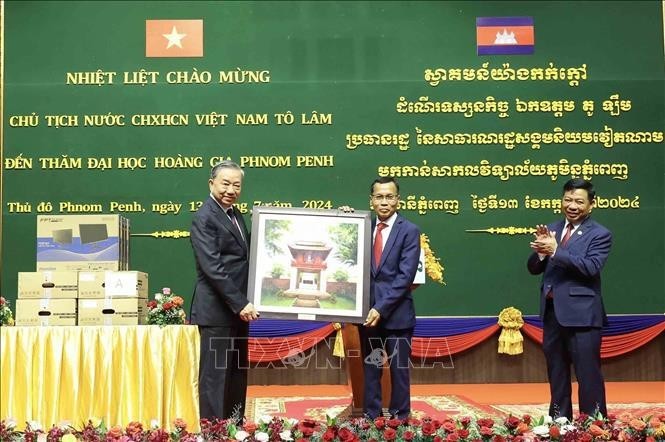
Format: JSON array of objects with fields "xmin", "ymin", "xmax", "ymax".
[{"xmin": 145, "ymin": 19, "xmax": 203, "ymax": 57}]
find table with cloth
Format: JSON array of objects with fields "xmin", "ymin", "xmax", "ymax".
[{"xmin": 0, "ymin": 325, "xmax": 200, "ymax": 430}]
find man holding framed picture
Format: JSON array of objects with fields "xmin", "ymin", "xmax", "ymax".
[
  {"xmin": 190, "ymin": 160, "xmax": 260, "ymax": 421},
  {"xmin": 360, "ymin": 176, "xmax": 421, "ymax": 419}
]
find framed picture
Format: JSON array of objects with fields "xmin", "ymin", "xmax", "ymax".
[{"xmin": 248, "ymin": 206, "xmax": 371, "ymax": 323}]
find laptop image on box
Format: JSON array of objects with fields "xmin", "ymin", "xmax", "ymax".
[
  {"xmin": 52, "ymin": 229, "xmax": 73, "ymax": 244},
  {"xmin": 79, "ymin": 224, "xmax": 109, "ymax": 244}
]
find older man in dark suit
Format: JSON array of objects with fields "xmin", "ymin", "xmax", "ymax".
[
  {"xmin": 190, "ymin": 160, "xmax": 259, "ymax": 421},
  {"xmin": 360, "ymin": 177, "xmax": 421, "ymax": 419},
  {"xmin": 528, "ymin": 178, "xmax": 612, "ymax": 419}
]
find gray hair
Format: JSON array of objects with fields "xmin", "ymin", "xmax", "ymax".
[{"xmin": 210, "ymin": 160, "xmax": 244, "ymax": 179}]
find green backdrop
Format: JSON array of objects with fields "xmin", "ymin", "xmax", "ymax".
[{"xmin": 2, "ymin": 1, "xmax": 664, "ymax": 316}]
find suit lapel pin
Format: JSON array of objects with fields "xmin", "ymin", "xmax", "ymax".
[{"xmin": 577, "ymin": 230, "xmax": 583, "ymax": 235}]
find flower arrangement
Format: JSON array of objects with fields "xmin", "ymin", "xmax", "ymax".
[
  {"xmin": 420, "ymin": 234, "xmax": 445, "ymax": 284},
  {"xmin": 0, "ymin": 417, "xmax": 199, "ymax": 442},
  {"xmin": 2, "ymin": 411, "xmax": 663, "ymax": 442},
  {"xmin": 0, "ymin": 296, "xmax": 15, "ymax": 326},
  {"xmin": 146, "ymin": 287, "xmax": 187, "ymax": 326}
]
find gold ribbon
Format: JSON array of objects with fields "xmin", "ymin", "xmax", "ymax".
[
  {"xmin": 497, "ymin": 306, "xmax": 524, "ymax": 355},
  {"xmin": 332, "ymin": 322, "xmax": 345, "ymax": 358}
]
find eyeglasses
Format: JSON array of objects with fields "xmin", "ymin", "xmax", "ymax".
[{"xmin": 371, "ymin": 194, "xmax": 398, "ymax": 202}]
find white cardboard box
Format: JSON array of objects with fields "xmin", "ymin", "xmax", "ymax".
[
  {"xmin": 15, "ymin": 298, "xmax": 77, "ymax": 326},
  {"xmin": 77, "ymin": 298, "xmax": 147, "ymax": 326},
  {"xmin": 78, "ymin": 271, "xmax": 148, "ymax": 299},
  {"xmin": 18, "ymin": 271, "xmax": 79, "ymax": 299}
]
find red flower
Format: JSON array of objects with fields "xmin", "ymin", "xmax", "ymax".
[
  {"xmin": 422, "ymin": 421, "xmax": 437, "ymax": 436},
  {"xmin": 382, "ymin": 428, "xmax": 396, "ymax": 441},
  {"xmin": 147, "ymin": 300, "xmax": 158, "ymax": 310},
  {"xmin": 579, "ymin": 432, "xmax": 592, "ymax": 442},
  {"xmin": 456, "ymin": 428, "xmax": 469, "ymax": 439},
  {"xmin": 576, "ymin": 413, "xmax": 589, "ymax": 424},
  {"xmin": 403, "ymin": 430, "xmax": 415, "ymax": 441},
  {"xmin": 492, "ymin": 436, "xmax": 506, "ymax": 442},
  {"xmin": 441, "ymin": 421, "xmax": 456, "ymax": 433},
  {"xmin": 477, "ymin": 418, "xmax": 494, "ymax": 428},
  {"xmin": 505, "ymin": 416, "xmax": 520, "ymax": 429},
  {"xmin": 522, "ymin": 414, "xmax": 531, "ymax": 425},
  {"xmin": 459, "ymin": 416, "xmax": 471, "ymax": 428},
  {"xmin": 387, "ymin": 418, "xmax": 401, "ymax": 429},
  {"xmin": 322, "ymin": 428, "xmax": 336, "ymax": 441},
  {"xmin": 163, "ymin": 301, "xmax": 174, "ymax": 310},
  {"xmin": 549, "ymin": 425, "xmax": 561, "ymax": 438},
  {"xmin": 243, "ymin": 421, "xmax": 257, "ymax": 434},
  {"xmin": 433, "ymin": 437, "xmax": 443, "ymax": 442},
  {"xmin": 0, "ymin": 297, "xmax": 5, "ymax": 305},
  {"xmin": 480, "ymin": 426, "xmax": 494, "ymax": 437},
  {"xmin": 374, "ymin": 417, "xmax": 386, "ymax": 430},
  {"xmin": 338, "ymin": 427, "xmax": 356, "ymax": 442},
  {"xmin": 147, "ymin": 429, "xmax": 169, "ymax": 442},
  {"xmin": 445, "ymin": 433, "xmax": 459, "ymax": 442}
]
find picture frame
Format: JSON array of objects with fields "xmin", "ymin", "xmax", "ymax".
[{"xmin": 248, "ymin": 206, "xmax": 371, "ymax": 323}]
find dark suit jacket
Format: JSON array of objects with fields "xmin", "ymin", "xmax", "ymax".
[
  {"xmin": 527, "ymin": 216, "xmax": 612, "ymax": 328},
  {"xmin": 190, "ymin": 197, "xmax": 250, "ymax": 326},
  {"xmin": 371, "ymin": 213, "xmax": 421, "ymax": 330}
]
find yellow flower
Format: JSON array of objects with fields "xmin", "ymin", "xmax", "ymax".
[
  {"xmin": 420, "ymin": 234, "xmax": 445, "ymax": 284},
  {"xmin": 498, "ymin": 307, "xmax": 524, "ymax": 355},
  {"xmin": 497, "ymin": 307, "xmax": 524, "ymax": 329}
]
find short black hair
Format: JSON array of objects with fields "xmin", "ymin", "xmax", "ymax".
[
  {"xmin": 563, "ymin": 178, "xmax": 595, "ymax": 201},
  {"xmin": 370, "ymin": 177, "xmax": 400, "ymax": 195}
]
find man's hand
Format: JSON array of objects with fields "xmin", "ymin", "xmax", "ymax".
[
  {"xmin": 239, "ymin": 303, "xmax": 260, "ymax": 322},
  {"xmin": 363, "ymin": 308, "xmax": 381, "ymax": 327},
  {"xmin": 530, "ymin": 227, "xmax": 557, "ymax": 256},
  {"xmin": 534, "ymin": 224, "xmax": 550, "ymax": 240}
]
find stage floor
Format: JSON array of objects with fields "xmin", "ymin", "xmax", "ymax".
[{"xmin": 246, "ymin": 382, "xmax": 665, "ymax": 421}]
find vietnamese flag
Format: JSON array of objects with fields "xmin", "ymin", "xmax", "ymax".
[
  {"xmin": 476, "ymin": 16, "xmax": 534, "ymax": 55},
  {"xmin": 146, "ymin": 19, "xmax": 203, "ymax": 57}
]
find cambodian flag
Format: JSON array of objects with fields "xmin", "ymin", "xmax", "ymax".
[{"xmin": 476, "ymin": 16, "xmax": 534, "ymax": 55}]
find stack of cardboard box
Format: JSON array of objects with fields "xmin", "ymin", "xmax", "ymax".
[
  {"xmin": 77, "ymin": 271, "xmax": 148, "ymax": 325},
  {"xmin": 16, "ymin": 271, "xmax": 78, "ymax": 326},
  {"xmin": 15, "ymin": 215, "xmax": 149, "ymax": 326}
]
